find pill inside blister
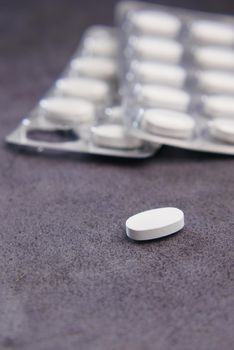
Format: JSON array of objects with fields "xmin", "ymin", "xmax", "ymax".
[
  {"xmin": 197, "ymin": 71, "xmax": 234, "ymax": 94},
  {"xmin": 70, "ymin": 57, "xmax": 117, "ymax": 80},
  {"xmin": 203, "ymin": 95, "xmax": 234, "ymax": 118},
  {"xmin": 105, "ymin": 106, "xmax": 123, "ymax": 123},
  {"xmin": 142, "ymin": 109, "xmax": 195, "ymax": 138},
  {"xmin": 130, "ymin": 36, "xmax": 183, "ymax": 64},
  {"xmin": 129, "ymin": 10, "xmax": 181, "ymax": 38},
  {"xmin": 91, "ymin": 124, "xmax": 143, "ymax": 149},
  {"xmin": 86, "ymin": 27, "xmax": 115, "ymax": 38},
  {"xmin": 194, "ymin": 47, "xmax": 234, "ymax": 70},
  {"xmin": 191, "ymin": 20, "xmax": 234, "ymax": 45},
  {"xmin": 56, "ymin": 78, "xmax": 111, "ymax": 103},
  {"xmin": 138, "ymin": 85, "xmax": 190, "ymax": 111},
  {"xmin": 83, "ymin": 36, "xmax": 118, "ymax": 57},
  {"xmin": 209, "ymin": 118, "xmax": 234, "ymax": 143},
  {"xmin": 132, "ymin": 61, "xmax": 186, "ymax": 87},
  {"xmin": 40, "ymin": 97, "xmax": 95, "ymax": 125}
]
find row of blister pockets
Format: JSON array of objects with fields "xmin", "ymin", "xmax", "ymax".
[
  {"xmin": 116, "ymin": 1, "xmax": 234, "ymax": 154},
  {"xmin": 7, "ymin": 25, "xmax": 155, "ymax": 158}
]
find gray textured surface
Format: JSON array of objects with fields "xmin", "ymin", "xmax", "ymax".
[{"xmin": 1, "ymin": 0, "xmax": 234, "ymax": 349}]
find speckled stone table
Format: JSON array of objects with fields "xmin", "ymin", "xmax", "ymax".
[{"xmin": 1, "ymin": 0, "xmax": 234, "ymax": 349}]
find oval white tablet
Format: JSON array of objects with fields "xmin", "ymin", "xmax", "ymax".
[
  {"xmin": 138, "ymin": 85, "xmax": 190, "ymax": 111},
  {"xmin": 209, "ymin": 118, "xmax": 234, "ymax": 143},
  {"xmin": 70, "ymin": 57, "xmax": 117, "ymax": 80},
  {"xmin": 132, "ymin": 61, "xmax": 186, "ymax": 87},
  {"xmin": 130, "ymin": 36, "xmax": 183, "ymax": 64},
  {"xmin": 126, "ymin": 207, "xmax": 184, "ymax": 241},
  {"xmin": 105, "ymin": 105, "xmax": 123, "ymax": 122},
  {"xmin": 130, "ymin": 10, "xmax": 181, "ymax": 38},
  {"xmin": 194, "ymin": 47, "xmax": 234, "ymax": 70},
  {"xmin": 85, "ymin": 27, "xmax": 115, "ymax": 39},
  {"xmin": 191, "ymin": 20, "xmax": 234, "ymax": 45},
  {"xmin": 142, "ymin": 109, "xmax": 195, "ymax": 138},
  {"xmin": 56, "ymin": 78, "xmax": 111, "ymax": 103},
  {"xmin": 197, "ymin": 70, "xmax": 234, "ymax": 94},
  {"xmin": 83, "ymin": 36, "xmax": 118, "ymax": 57},
  {"xmin": 40, "ymin": 97, "xmax": 95, "ymax": 125},
  {"xmin": 203, "ymin": 95, "xmax": 234, "ymax": 118},
  {"xmin": 91, "ymin": 124, "xmax": 142, "ymax": 149}
]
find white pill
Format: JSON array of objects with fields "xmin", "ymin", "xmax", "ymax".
[
  {"xmin": 126, "ymin": 207, "xmax": 184, "ymax": 241},
  {"xmin": 209, "ymin": 118, "xmax": 234, "ymax": 143},
  {"xmin": 105, "ymin": 106, "xmax": 123, "ymax": 122},
  {"xmin": 85, "ymin": 27, "xmax": 115, "ymax": 38},
  {"xmin": 142, "ymin": 109, "xmax": 195, "ymax": 138},
  {"xmin": 83, "ymin": 36, "xmax": 118, "ymax": 57},
  {"xmin": 130, "ymin": 36, "xmax": 183, "ymax": 64},
  {"xmin": 132, "ymin": 61, "xmax": 186, "ymax": 87},
  {"xmin": 70, "ymin": 57, "xmax": 117, "ymax": 80},
  {"xmin": 197, "ymin": 70, "xmax": 234, "ymax": 94},
  {"xmin": 56, "ymin": 78, "xmax": 110, "ymax": 103},
  {"xmin": 138, "ymin": 85, "xmax": 190, "ymax": 111},
  {"xmin": 191, "ymin": 20, "xmax": 234, "ymax": 45},
  {"xmin": 91, "ymin": 124, "xmax": 142, "ymax": 149},
  {"xmin": 40, "ymin": 97, "xmax": 95, "ymax": 125},
  {"xmin": 194, "ymin": 47, "xmax": 234, "ymax": 70},
  {"xmin": 203, "ymin": 95, "xmax": 234, "ymax": 118},
  {"xmin": 130, "ymin": 10, "xmax": 181, "ymax": 38}
]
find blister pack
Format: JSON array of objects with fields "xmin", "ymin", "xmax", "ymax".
[
  {"xmin": 117, "ymin": 1, "xmax": 234, "ymax": 155},
  {"xmin": 6, "ymin": 26, "xmax": 157, "ymax": 159}
]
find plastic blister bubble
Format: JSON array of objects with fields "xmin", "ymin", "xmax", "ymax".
[{"xmin": 116, "ymin": 1, "xmax": 234, "ymax": 154}]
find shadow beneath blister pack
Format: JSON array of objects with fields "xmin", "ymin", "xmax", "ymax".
[
  {"xmin": 156, "ymin": 145, "xmax": 234, "ymax": 164},
  {"xmin": 4, "ymin": 141, "xmax": 234, "ymax": 168}
]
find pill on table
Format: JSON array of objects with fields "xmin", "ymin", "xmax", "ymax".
[
  {"xmin": 209, "ymin": 118, "xmax": 234, "ymax": 144},
  {"xmin": 191, "ymin": 20, "xmax": 234, "ymax": 45},
  {"xmin": 142, "ymin": 109, "xmax": 195, "ymax": 138},
  {"xmin": 40, "ymin": 97, "xmax": 95, "ymax": 125},
  {"xmin": 129, "ymin": 10, "xmax": 181, "ymax": 38},
  {"xmin": 197, "ymin": 70, "xmax": 234, "ymax": 94},
  {"xmin": 132, "ymin": 61, "xmax": 186, "ymax": 87},
  {"xmin": 203, "ymin": 95, "xmax": 234, "ymax": 118},
  {"xmin": 83, "ymin": 36, "xmax": 118, "ymax": 57},
  {"xmin": 56, "ymin": 78, "xmax": 111, "ymax": 103},
  {"xmin": 126, "ymin": 207, "xmax": 184, "ymax": 241},
  {"xmin": 91, "ymin": 124, "xmax": 143, "ymax": 149},
  {"xmin": 130, "ymin": 36, "xmax": 183, "ymax": 64},
  {"xmin": 138, "ymin": 84, "xmax": 190, "ymax": 111},
  {"xmin": 70, "ymin": 57, "xmax": 117, "ymax": 80},
  {"xmin": 193, "ymin": 47, "xmax": 234, "ymax": 70}
]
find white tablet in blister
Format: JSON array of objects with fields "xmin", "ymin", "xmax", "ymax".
[
  {"xmin": 138, "ymin": 85, "xmax": 190, "ymax": 111},
  {"xmin": 130, "ymin": 36, "xmax": 183, "ymax": 64},
  {"xmin": 91, "ymin": 124, "xmax": 143, "ymax": 149},
  {"xmin": 194, "ymin": 47, "xmax": 234, "ymax": 70},
  {"xmin": 71, "ymin": 57, "xmax": 117, "ymax": 80},
  {"xmin": 105, "ymin": 106, "xmax": 123, "ymax": 123},
  {"xmin": 132, "ymin": 61, "xmax": 186, "ymax": 87},
  {"xmin": 209, "ymin": 119, "xmax": 234, "ymax": 144},
  {"xmin": 56, "ymin": 78, "xmax": 111, "ymax": 103},
  {"xmin": 197, "ymin": 71, "xmax": 234, "ymax": 94},
  {"xmin": 191, "ymin": 20, "xmax": 234, "ymax": 45},
  {"xmin": 130, "ymin": 10, "xmax": 181, "ymax": 38},
  {"xmin": 142, "ymin": 109, "xmax": 195, "ymax": 138},
  {"xmin": 203, "ymin": 95, "xmax": 234, "ymax": 118},
  {"xmin": 40, "ymin": 97, "xmax": 95, "ymax": 125},
  {"xmin": 83, "ymin": 36, "xmax": 118, "ymax": 57}
]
